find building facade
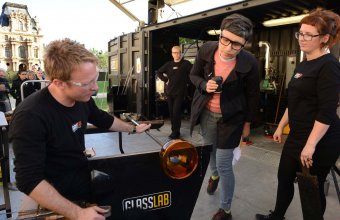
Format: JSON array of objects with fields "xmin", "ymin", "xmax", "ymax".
[{"xmin": 0, "ymin": 2, "xmax": 43, "ymax": 72}]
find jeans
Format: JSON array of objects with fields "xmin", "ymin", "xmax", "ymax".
[{"xmin": 200, "ymin": 109, "xmax": 235, "ymax": 211}]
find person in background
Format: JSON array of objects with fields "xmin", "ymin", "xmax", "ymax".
[
  {"xmin": 0, "ymin": 68, "xmax": 11, "ymax": 112},
  {"xmin": 23, "ymin": 71, "xmax": 41, "ymax": 98},
  {"xmin": 36, "ymin": 67, "xmax": 46, "ymax": 80},
  {"xmin": 156, "ymin": 45, "xmax": 192, "ymax": 139},
  {"xmin": 32, "ymin": 64, "xmax": 39, "ymax": 73},
  {"xmin": 189, "ymin": 14, "xmax": 260, "ymax": 220},
  {"xmin": 10, "ymin": 38, "xmax": 151, "ymax": 220},
  {"xmin": 256, "ymin": 8, "xmax": 340, "ymax": 220},
  {"xmin": 10, "ymin": 69, "xmax": 27, "ymax": 107},
  {"xmin": 36, "ymin": 67, "xmax": 50, "ymax": 89}
]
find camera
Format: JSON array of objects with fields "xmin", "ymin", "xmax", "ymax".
[{"xmin": 211, "ymin": 76, "xmax": 223, "ymax": 93}]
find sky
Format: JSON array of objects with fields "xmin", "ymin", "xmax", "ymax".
[{"xmin": 5, "ymin": 0, "xmax": 242, "ymax": 51}]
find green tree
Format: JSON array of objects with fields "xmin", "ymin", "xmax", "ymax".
[
  {"xmin": 179, "ymin": 37, "xmax": 196, "ymax": 45},
  {"xmin": 89, "ymin": 48, "xmax": 108, "ymax": 71}
]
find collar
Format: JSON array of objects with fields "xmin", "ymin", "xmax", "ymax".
[{"xmin": 206, "ymin": 41, "xmax": 254, "ymax": 74}]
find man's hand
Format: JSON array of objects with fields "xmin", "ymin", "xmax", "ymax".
[
  {"xmin": 75, "ymin": 206, "xmax": 108, "ymax": 220},
  {"xmin": 136, "ymin": 123, "xmax": 151, "ymax": 133},
  {"xmin": 0, "ymin": 84, "xmax": 6, "ymax": 91},
  {"xmin": 28, "ymin": 181, "xmax": 108, "ymax": 220}
]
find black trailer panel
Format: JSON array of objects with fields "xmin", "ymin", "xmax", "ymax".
[{"xmin": 89, "ymin": 145, "xmax": 211, "ymax": 220}]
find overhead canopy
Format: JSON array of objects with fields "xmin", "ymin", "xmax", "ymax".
[
  {"xmin": 143, "ymin": 0, "xmax": 340, "ymax": 40},
  {"xmin": 164, "ymin": 0, "xmax": 191, "ymax": 6}
]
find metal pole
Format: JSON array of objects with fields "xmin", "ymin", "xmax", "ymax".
[{"xmin": 123, "ymin": 113, "xmax": 163, "ymax": 147}]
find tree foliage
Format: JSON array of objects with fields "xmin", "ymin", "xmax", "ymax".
[
  {"xmin": 89, "ymin": 48, "xmax": 108, "ymax": 71},
  {"xmin": 179, "ymin": 37, "xmax": 196, "ymax": 45}
]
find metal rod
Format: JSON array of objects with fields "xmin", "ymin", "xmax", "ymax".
[
  {"xmin": 118, "ymin": 132, "xmax": 124, "ymax": 154},
  {"xmin": 123, "ymin": 113, "xmax": 163, "ymax": 147},
  {"xmin": 122, "ymin": 66, "xmax": 134, "ymax": 95},
  {"xmin": 120, "ymin": 68, "xmax": 131, "ymax": 95}
]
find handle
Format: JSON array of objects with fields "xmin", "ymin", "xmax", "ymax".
[{"xmin": 301, "ymin": 165, "xmax": 311, "ymax": 176}]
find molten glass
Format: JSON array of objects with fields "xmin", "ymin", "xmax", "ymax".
[{"xmin": 160, "ymin": 139, "xmax": 198, "ymax": 179}]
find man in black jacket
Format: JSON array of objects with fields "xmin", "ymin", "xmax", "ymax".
[
  {"xmin": 0, "ymin": 68, "xmax": 11, "ymax": 112},
  {"xmin": 156, "ymin": 46, "xmax": 192, "ymax": 139},
  {"xmin": 189, "ymin": 14, "xmax": 260, "ymax": 220},
  {"xmin": 10, "ymin": 69, "xmax": 27, "ymax": 107}
]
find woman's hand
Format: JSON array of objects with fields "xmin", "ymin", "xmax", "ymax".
[
  {"xmin": 300, "ymin": 144, "xmax": 315, "ymax": 168},
  {"xmin": 205, "ymin": 80, "xmax": 218, "ymax": 93},
  {"xmin": 273, "ymin": 127, "xmax": 283, "ymax": 143}
]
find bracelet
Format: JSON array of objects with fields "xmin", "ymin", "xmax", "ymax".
[{"xmin": 129, "ymin": 125, "xmax": 136, "ymax": 134}]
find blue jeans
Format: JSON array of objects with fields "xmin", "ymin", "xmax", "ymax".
[{"xmin": 200, "ymin": 109, "xmax": 235, "ymax": 211}]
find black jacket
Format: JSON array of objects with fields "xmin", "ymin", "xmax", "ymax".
[
  {"xmin": 10, "ymin": 78, "xmax": 25, "ymax": 105},
  {"xmin": 189, "ymin": 41, "xmax": 260, "ymax": 148},
  {"xmin": 0, "ymin": 77, "xmax": 10, "ymax": 101},
  {"xmin": 23, "ymin": 81, "xmax": 41, "ymax": 97}
]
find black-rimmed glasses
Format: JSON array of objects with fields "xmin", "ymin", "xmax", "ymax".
[
  {"xmin": 295, "ymin": 32, "xmax": 322, "ymax": 41},
  {"xmin": 219, "ymin": 35, "xmax": 245, "ymax": 50}
]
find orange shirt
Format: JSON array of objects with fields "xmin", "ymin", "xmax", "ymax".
[{"xmin": 206, "ymin": 50, "xmax": 236, "ymax": 113}]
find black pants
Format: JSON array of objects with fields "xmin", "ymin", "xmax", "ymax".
[
  {"xmin": 167, "ymin": 94, "xmax": 184, "ymax": 133},
  {"xmin": 273, "ymin": 151, "xmax": 331, "ymax": 218}
]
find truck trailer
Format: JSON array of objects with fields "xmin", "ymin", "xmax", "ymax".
[{"xmin": 107, "ymin": 0, "xmax": 340, "ymax": 124}]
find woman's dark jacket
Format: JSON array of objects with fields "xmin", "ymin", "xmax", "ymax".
[
  {"xmin": 189, "ymin": 41, "xmax": 260, "ymax": 148},
  {"xmin": 23, "ymin": 81, "xmax": 41, "ymax": 97}
]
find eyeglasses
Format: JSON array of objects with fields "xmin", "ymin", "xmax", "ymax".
[
  {"xmin": 295, "ymin": 32, "xmax": 322, "ymax": 41},
  {"xmin": 68, "ymin": 74, "xmax": 99, "ymax": 89},
  {"xmin": 219, "ymin": 35, "xmax": 245, "ymax": 50}
]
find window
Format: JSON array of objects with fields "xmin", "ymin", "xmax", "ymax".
[
  {"xmin": 34, "ymin": 47, "xmax": 38, "ymax": 58},
  {"xmin": 5, "ymin": 47, "xmax": 10, "ymax": 58},
  {"xmin": 19, "ymin": 46, "xmax": 26, "ymax": 58},
  {"xmin": 20, "ymin": 36, "xmax": 23, "ymax": 41},
  {"xmin": 4, "ymin": 35, "xmax": 8, "ymax": 40},
  {"xmin": 34, "ymin": 37, "xmax": 37, "ymax": 43},
  {"xmin": 19, "ymin": 21, "xmax": 23, "ymax": 31}
]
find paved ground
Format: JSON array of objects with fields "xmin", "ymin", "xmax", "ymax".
[{"xmin": 1, "ymin": 119, "xmax": 339, "ymax": 220}]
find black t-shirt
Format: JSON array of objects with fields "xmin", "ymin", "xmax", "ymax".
[
  {"xmin": 285, "ymin": 53, "xmax": 340, "ymax": 165},
  {"xmin": 156, "ymin": 59, "xmax": 192, "ymax": 96},
  {"xmin": 9, "ymin": 87, "xmax": 114, "ymax": 201}
]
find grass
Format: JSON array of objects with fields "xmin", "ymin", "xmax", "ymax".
[
  {"xmin": 93, "ymin": 97, "xmax": 108, "ymax": 111},
  {"xmin": 97, "ymin": 81, "xmax": 108, "ymax": 93},
  {"xmin": 93, "ymin": 81, "xmax": 109, "ymax": 111}
]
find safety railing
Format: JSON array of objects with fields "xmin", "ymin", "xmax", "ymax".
[{"xmin": 20, "ymin": 80, "xmax": 50, "ymax": 101}]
